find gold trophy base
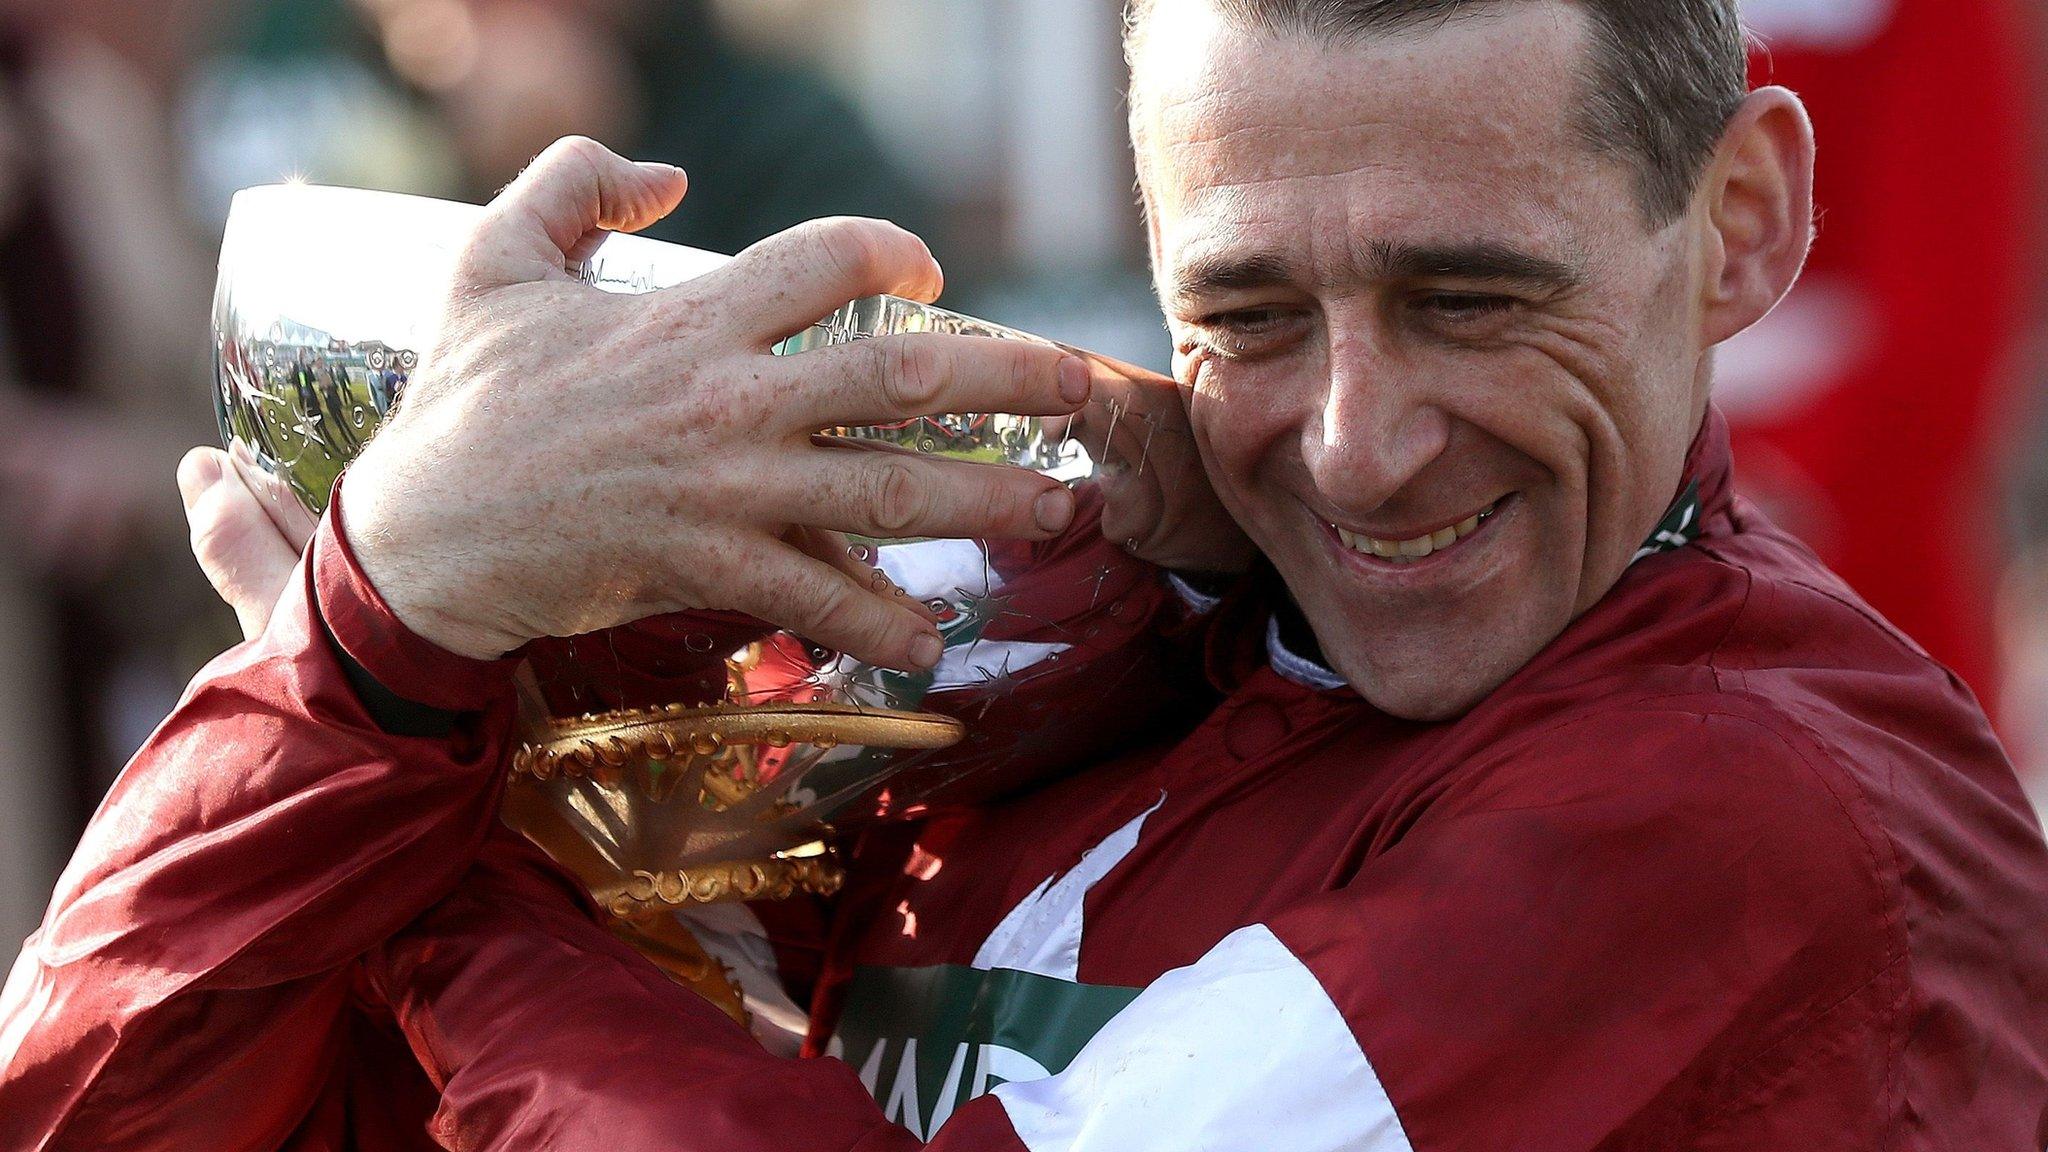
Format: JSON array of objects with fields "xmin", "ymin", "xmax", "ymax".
[
  {"xmin": 504, "ymin": 700, "xmax": 962, "ymax": 1015},
  {"xmin": 506, "ymin": 702, "xmax": 962, "ymax": 905},
  {"xmin": 591, "ymin": 848, "xmax": 846, "ymax": 921}
]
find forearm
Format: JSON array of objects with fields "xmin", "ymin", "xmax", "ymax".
[
  {"xmin": 369, "ymin": 831, "xmax": 918, "ymax": 1152},
  {"xmin": 0, "ymin": 500, "xmax": 520, "ymax": 1150}
]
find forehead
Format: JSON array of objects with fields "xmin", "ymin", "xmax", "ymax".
[{"xmin": 1133, "ymin": 2, "xmax": 1619, "ymax": 282}]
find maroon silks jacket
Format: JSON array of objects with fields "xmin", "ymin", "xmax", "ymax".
[{"xmin": 4, "ymin": 410, "xmax": 2046, "ymax": 1150}]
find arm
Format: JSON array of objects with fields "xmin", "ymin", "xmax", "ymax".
[
  {"xmin": 370, "ymin": 703, "xmax": 1895, "ymax": 1151},
  {"xmin": 1, "ymin": 131, "xmax": 1139, "ymax": 1149},
  {"xmin": 0, "ymin": 497, "xmax": 520, "ymax": 1152}
]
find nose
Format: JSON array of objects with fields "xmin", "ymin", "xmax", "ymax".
[{"xmin": 1305, "ymin": 316, "xmax": 1452, "ymax": 516}]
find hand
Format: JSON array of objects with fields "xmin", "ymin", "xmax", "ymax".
[
  {"xmin": 1065, "ymin": 356, "xmax": 1255, "ymax": 575},
  {"xmin": 341, "ymin": 137, "xmax": 1093, "ymax": 669},
  {"xmin": 178, "ymin": 446, "xmax": 302, "ymax": 640}
]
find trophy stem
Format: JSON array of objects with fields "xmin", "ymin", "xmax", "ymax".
[{"xmin": 607, "ymin": 916, "xmax": 749, "ymax": 1026}]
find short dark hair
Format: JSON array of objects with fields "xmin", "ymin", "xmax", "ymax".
[{"xmin": 1124, "ymin": 0, "xmax": 1750, "ymax": 223}]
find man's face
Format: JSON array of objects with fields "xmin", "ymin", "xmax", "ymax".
[{"xmin": 1134, "ymin": 2, "xmax": 1715, "ymax": 719}]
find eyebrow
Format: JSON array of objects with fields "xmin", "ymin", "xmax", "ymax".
[
  {"xmin": 1367, "ymin": 239, "xmax": 1585, "ymax": 291},
  {"xmin": 1170, "ymin": 252, "xmax": 1296, "ymax": 307},
  {"xmin": 1170, "ymin": 238, "xmax": 1584, "ymax": 308}
]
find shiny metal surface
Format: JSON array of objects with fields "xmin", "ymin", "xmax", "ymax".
[
  {"xmin": 504, "ymin": 697, "xmax": 965, "ymax": 915},
  {"xmin": 211, "ymin": 183, "xmax": 1090, "ymax": 542}
]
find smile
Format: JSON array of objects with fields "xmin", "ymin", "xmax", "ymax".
[{"xmin": 1331, "ymin": 500, "xmax": 1502, "ymax": 564}]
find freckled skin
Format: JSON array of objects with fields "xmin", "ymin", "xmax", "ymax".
[
  {"xmin": 1131, "ymin": 2, "xmax": 1805, "ymax": 720},
  {"xmin": 338, "ymin": 138, "xmax": 1097, "ymax": 669}
]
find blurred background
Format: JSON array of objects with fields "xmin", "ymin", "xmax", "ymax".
[{"xmin": 0, "ymin": 0, "xmax": 2042, "ymax": 943}]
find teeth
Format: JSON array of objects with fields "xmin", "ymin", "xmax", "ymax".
[{"xmin": 1336, "ymin": 502, "xmax": 1497, "ymax": 563}]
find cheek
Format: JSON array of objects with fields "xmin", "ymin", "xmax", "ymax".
[
  {"xmin": 1182, "ymin": 357, "xmax": 1303, "ymax": 498},
  {"xmin": 1418, "ymin": 344, "xmax": 1594, "ymax": 509},
  {"xmin": 1476, "ymin": 303, "xmax": 1658, "ymax": 466},
  {"xmin": 1544, "ymin": 259, "xmax": 1701, "ymax": 447}
]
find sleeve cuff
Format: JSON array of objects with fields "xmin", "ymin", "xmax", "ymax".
[{"xmin": 312, "ymin": 485, "xmax": 520, "ymax": 716}]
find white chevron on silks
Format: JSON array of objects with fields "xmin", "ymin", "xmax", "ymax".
[
  {"xmin": 871, "ymin": 792, "xmax": 1418, "ymax": 1150},
  {"xmin": 877, "ymin": 535, "xmax": 1001, "ymax": 602},
  {"xmin": 877, "ymin": 538, "xmax": 1070, "ymax": 693},
  {"xmin": 845, "ymin": 796, "xmax": 1169, "ymax": 1138},
  {"xmin": 992, "ymin": 925, "xmax": 1416, "ymax": 1152},
  {"xmin": 960, "ymin": 796, "xmax": 1415, "ymax": 1152},
  {"xmin": 972, "ymin": 794, "xmax": 1167, "ymax": 981},
  {"xmin": 676, "ymin": 903, "xmax": 809, "ymax": 1058}
]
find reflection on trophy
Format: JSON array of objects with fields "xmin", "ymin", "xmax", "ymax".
[{"xmin": 212, "ymin": 184, "xmax": 1147, "ymax": 1016}]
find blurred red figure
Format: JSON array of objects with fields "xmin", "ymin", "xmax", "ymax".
[{"xmin": 1718, "ymin": 0, "xmax": 2038, "ymax": 709}]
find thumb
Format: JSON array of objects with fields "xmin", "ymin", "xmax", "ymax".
[
  {"xmin": 462, "ymin": 136, "xmax": 688, "ymax": 289},
  {"xmin": 180, "ymin": 447, "xmax": 303, "ymax": 641},
  {"xmin": 176, "ymin": 442, "xmax": 224, "ymax": 511}
]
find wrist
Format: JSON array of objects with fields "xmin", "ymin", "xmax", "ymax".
[
  {"xmin": 319, "ymin": 483, "xmax": 522, "ymax": 710},
  {"xmin": 378, "ymin": 574, "xmax": 523, "ymax": 664},
  {"xmin": 338, "ymin": 467, "xmax": 525, "ymax": 662}
]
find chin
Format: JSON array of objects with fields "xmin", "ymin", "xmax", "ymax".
[
  {"xmin": 1325, "ymin": 629, "xmax": 1543, "ymax": 722},
  {"xmin": 1347, "ymin": 668, "xmax": 1500, "ymax": 723},
  {"xmin": 1281, "ymin": 511, "xmax": 1585, "ymax": 721}
]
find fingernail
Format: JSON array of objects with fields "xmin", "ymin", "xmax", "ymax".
[
  {"xmin": 1058, "ymin": 357, "xmax": 1091, "ymax": 405},
  {"xmin": 177, "ymin": 451, "xmax": 223, "ymax": 510},
  {"xmin": 1035, "ymin": 488, "xmax": 1075, "ymax": 534},
  {"xmin": 910, "ymin": 633, "xmax": 943, "ymax": 669}
]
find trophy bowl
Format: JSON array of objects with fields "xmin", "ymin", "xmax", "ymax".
[{"xmin": 212, "ymin": 184, "xmax": 1153, "ymax": 934}]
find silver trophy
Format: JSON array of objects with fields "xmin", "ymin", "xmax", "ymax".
[
  {"xmin": 212, "ymin": 185, "xmax": 1169, "ymax": 998},
  {"xmin": 214, "ymin": 183, "xmax": 1089, "ymax": 542}
]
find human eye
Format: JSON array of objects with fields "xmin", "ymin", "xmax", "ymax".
[
  {"xmin": 1182, "ymin": 307, "xmax": 1309, "ymax": 360},
  {"xmin": 1412, "ymin": 291, "xmax": 1520, "ymax": 323}
]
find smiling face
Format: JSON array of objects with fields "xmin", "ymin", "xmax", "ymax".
[{"xmin": 1132, "ymin": 1, "xmax": 1755, "ymax": 720}]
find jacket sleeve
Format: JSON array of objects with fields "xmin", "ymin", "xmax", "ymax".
[
  {"xmin": 369, "ymin": 701, "xmax": 1898, "ymax": 1152},
  {"xmin": 364, "ymin": 828, "xmax": 971, "ymax": 1152},
  {"xmin": 0, "ymin": 489, "xmax": 522, "ymax": 1152}
]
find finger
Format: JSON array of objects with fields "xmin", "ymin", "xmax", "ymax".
[
  {"xmin": 180, "ymin": 447, "xmax": 302, "ymax": 640},
  {"xmin": 786, "ymin": 526, "xmax": 939, "ymax": 621},
  {"xmin": 462, "ymin": 136, "xmax": 688, "ymax": 288},
  {"xmin": 727, "ymin": 546, "xmax": 942, "ymax": 674},
  {"xmin": 788, "ymin": 525, "xmax": 877, "ymax": 585},
  {"xmin": 1074, "ymin": 397, "xmax": 1151, "ymax": 479},
  {"xmin": 783, "ymin": 451, "xmax": 1076, "ymax": 542},
  {"xmin": 776, "ymin": 334, "xmax": 1092, "ymax": 430},
  {"xmin": 224, "ymin": 447, "xmax": 318, "ymax": 551},
  {"xmin": 694, "ymin": 217, "xmax": 944, "ymax": 344}
]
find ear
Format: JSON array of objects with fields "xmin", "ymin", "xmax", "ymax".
[{"xmin": 1695, "ymin": 86, "xmax": 1816, "ymax": 348}]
